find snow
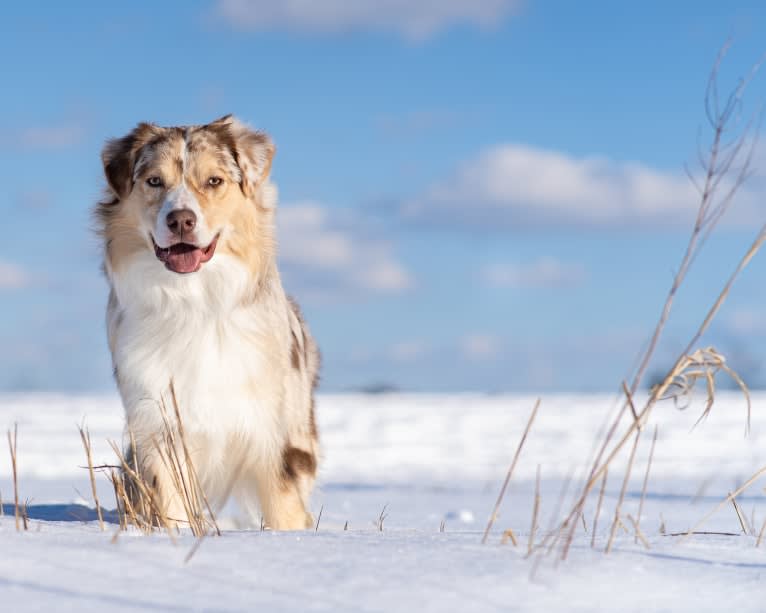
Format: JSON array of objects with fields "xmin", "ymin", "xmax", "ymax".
[{"xmin": 1, "ymin": 391, "xmax": 766, "ymax": 611}]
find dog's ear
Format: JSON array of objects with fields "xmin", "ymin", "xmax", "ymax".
[
  {"xmin": 209, "ymin": 115, "xmax": 275, "ymax": 199},
  {"xmin": 101, "ymin": 122, "xmax": 159, "ymax": 200}
]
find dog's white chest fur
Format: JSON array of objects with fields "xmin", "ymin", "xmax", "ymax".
[{"xmin": 111, "ymin": 254, "xmax": 276, "ymax": 451}]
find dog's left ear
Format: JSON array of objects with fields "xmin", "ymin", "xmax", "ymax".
[{"xmin": 209, "ymin": 115, "xmax": 275, "ymax": 199}]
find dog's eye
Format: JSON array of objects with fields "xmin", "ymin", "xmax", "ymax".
[
  {"xmin": 207, "ymin": 176, "xmax": 223, "ymax": 187},
  {"xmin": 146, "ymin": 176, "xmax": 164, "ymax": 188}
]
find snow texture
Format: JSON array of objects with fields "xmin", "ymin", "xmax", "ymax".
[{"xmin": 1, "ymin": 392, "xmax": 765, "ymax": 611}]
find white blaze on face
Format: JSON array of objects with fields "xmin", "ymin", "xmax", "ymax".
[{"xmin": 152, "ymin": 137, "xmax": 214, "ymax": 248}]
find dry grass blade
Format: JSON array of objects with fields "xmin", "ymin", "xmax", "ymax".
[
  {"xmin": 528, "ymin": 464, "xmax": 541, "ymax": 555},
  {"xmin": 627, "ymin": 513, "xmax": 650, "ymax": 549},
  {"xmin": 590, "ymin": 468, "xmax": 608, "ymax": 548},
  {"xmin": 757, "ymin": 516, "xmax": 766, "ymax": 547},
  {"xmin": 666, "ymin": 530, "xmax": 740, "ymax": 537},
  {"xmin": 730, "ymin": 494, "xmax": 749, "ymax": 534},
  {"xmin": 377, "ymin": 504, "xmax": 389, "ymax": 532},
  {"xmin": 78, "ymin": 424, "xmax": 104, "ymax": 531},
  {"xmin": 501, "ymin": 528, "xmax": 518, "ymax": 546},
  {"xmin": 314, "ymin": 505, "xmax": 324, "ymax": 532},
  {"xmin": 482, "ymin": 399, "xmax": 540, "ymax": 545},
  {"xmin": 22, "ymin": 498, "xmax": 30, "ymax": 531},
  {"xmin": 528, "ymin": 468, "xmax": 575, "ymax": 577},
  {"xmin": 682, "ymin": 465, "xmax": 766, "ymax": 541},
  {"xmin": 7, "ymin": 424, "xmax": 19, "ymax": 531},
  {"xmin": 635, "ymin": 425, "xmax": 658, "ymax": 544},
  {"xmin": 109, "ymin": 439, "xmax": 178, "ymax": 541},
  {"xmin": 658, "ymin": 348, "xmax": 751, "ymax": 434},
  {"xmin": 168, "ymin": 382, "xmax": 220, "ymax": 536},
  {"xmin": 622, "ymin": 381, "xmax": 641, "ymax": 428},
  {"xmin": 605, "ymin": 428, "xmax": 641, "ymax": 553},
  {"xmin": 108, "ymin": 469, "xmax": 127, "ymax": 531}
]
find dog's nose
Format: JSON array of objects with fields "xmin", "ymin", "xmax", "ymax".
[{"xmin": 166, "ymin": 209, "xmax": 197, "ymax": 237}]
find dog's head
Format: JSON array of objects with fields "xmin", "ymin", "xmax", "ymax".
[{"xmin": 98, "ymin": 115, "xmax": 276, "ymax": 278}]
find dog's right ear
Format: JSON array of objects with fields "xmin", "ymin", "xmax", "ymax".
[{"xmin": 101, "ymin": 123, "xmax": 159, "ymax": 200}]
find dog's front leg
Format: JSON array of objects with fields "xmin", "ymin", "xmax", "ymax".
[
  {"xmin": 124, "ymin": 443, "xmax": 191, "ymax": 531},
  {"xmin": 255, "ymin": 457, "xmax": 315, "ymax": 530}
]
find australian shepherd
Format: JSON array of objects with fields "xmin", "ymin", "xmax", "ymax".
[{"xmin": 95, "ymin": 115, "xmax": 319, "ymax": 530}]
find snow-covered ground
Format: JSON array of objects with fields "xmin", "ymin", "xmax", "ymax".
[{"xmin": 1, "ymin": 392, "xmax": 765, "ymax": 611}]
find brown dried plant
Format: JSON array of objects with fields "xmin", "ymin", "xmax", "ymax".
[
  {"xmin": 552, "ymin": 42, "xmax": 766, "ymax": 561},
  {"xmin": 82, "ymin": 382, "xmax": 222, "ymax": 540}
]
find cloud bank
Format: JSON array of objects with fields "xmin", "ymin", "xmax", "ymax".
[
  {"xmin": 401, "ymin": 144, "xmax": 709, "ymax": 229},
  {"xmin": 278, "ymin": 202, "xmax": 414, "ymax": 301},
  {"xmin": 482, "ymin": 257, "xmax": 586, "ymax": 288},
  {"xmin": 0, "ymin": 261, "xmax": 29, "ymax": 290},
  {"xmin": 217, "ymin": 0, "xmax": 522, "ymax": 40}
]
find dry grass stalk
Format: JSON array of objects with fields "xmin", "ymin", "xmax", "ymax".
[
  {"xmin": 501, "ymin": 528, "xmax": 518, "ymax": 546},
  {"xmin": 682, "ymin": 464, "xmax": 766, "ymax": 541},
  {"xmin": 658, "ymin": 348, "xmax": 750, "ymax": 433},
  {"xmin": 730, "ymin": 494, "xmax": 749, "ymax": 534},
  {"xmin": 528, "ymin": 469, "xmax": 576, "ymax": 577},
  {"xmin": 78, "ymin": 425, "xmax": 104, "ymax": 531},
  {"xmin": 605, "ymin": 429, "xmax": 641, "ymax": 553},
  {"xmin": 377, "ymin": 504, "xmax": 389, "ymax": 532},
  {"xmin": 627, "ymin": 513, "xmax": 650, "ymax": 549},
  {"xmin": 590, "ymin": 468, "xmax": 608, "ymax": 548},
  {"xmin": 756, "ymin": 517, "xmax": 766, "ymax": 547},
  {"xmin": 666, "ymin": 531, "xmax": 739, "ymax": 537},
  {"xmin": 7, "ymin": 424, "xmax": 19, "ymax": 531},
  {"xmin": 635, "ymin": 425, "xmax": 658, "ymax": 544},
  {"xmin": 616, "ymin": 515, "xmax": 630, "ymax": 535},
  {"xmin": 482, "ymin": 399, "xmax": 540, "ymax": 544},
  {"xmin": 314, "ymin": 505, "xmax": 324, "ymax": 532},
  {"xmin": 622, "ymin": 381, "xmax": 641, "ymax": 428},
  {"xmin": 109, "ymin": 439, "xmax": 177, "ymax": 540},
  {"xmin": 22, "ymin": 498, "xmax": 30, "ymax": 530},
  {"xmin": 561, "ymin": 404, "xmax": 628, "ymax": 557},
  {"xmin": 108, "ymin": 469, "xmax": 127, "ymax": 530},
  {"xmin": 558, "ymin": 45, "xmax": 764, "ymax": 561},
  {"xmin": 168, "ymin": 383, "xmax": 220, "ymax": 536},
  {"xmin": 154, "ymin": 398, "xmax": 207, "ymax": 535},
  {"xmin": 527, "ymin": 468, "xmax": 576, "ymax": 564},
  {"xmin": 528, "ymin": 464, "xmax": 541, "ymax": 555},
  {"xmin": 105, "ymin": 385, "xmax": 221, "ymax": 541}
]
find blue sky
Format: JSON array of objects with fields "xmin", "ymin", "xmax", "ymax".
[{"xmin": 2, "ymin": 1, "xmax": 766, "ymax": 392}]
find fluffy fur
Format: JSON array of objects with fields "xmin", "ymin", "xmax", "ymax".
[{"xmin": 96, "ymin": 115, "xmax": 320, "ymax": 530}]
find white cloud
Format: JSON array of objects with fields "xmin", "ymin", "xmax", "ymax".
[
  {"xmin": 725, "ymin": 307, "xmax": 766, "ymax": 337},
  {"xmin": 18, "ymin": 122, "xmax": 84, "ymax": 151},
  {"xmin": 216, "ymin": 0, "xmax": 522, "ymax": 40},
  {"xmin": 278, "ymin": 202, "xmax": 414, "ymax": 300},
  {"xmin": 482, "ymin": 257, "xmax": 586, "ymax": 288},
  {"xmin": 461, "ymin": 334, "xmax": 500, "ymax": 360},
  {"xmin": 389, "ymin": 340, "xmax": 429, "ymax": 362},
  {"xmin": 402, "ymin": 143, "xmax": 710, "ymax": 229},
  {"xmin": 0, "ymin": 261, "xmax": 29, "ymax": 290}
]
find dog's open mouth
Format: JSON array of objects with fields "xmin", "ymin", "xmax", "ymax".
[{"xmin": 152, "ymin": 235, "xmax": 219, "ymax": 274}]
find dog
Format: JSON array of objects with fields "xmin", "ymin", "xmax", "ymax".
[{"xmin": 95, "ymin": 115, "xmax": 320, "ymax": 530}]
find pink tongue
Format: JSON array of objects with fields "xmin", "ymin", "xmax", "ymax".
[{"xmin": 165, "ymin": 248, "xmax": 203, "ymax": 274}]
